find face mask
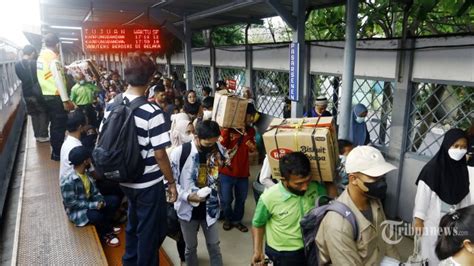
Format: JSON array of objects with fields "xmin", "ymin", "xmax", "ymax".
[
  {"xmin": 79, "ymin": 80, "xmax": 85, "ymax": 85},
  {"xmin": 203, "ymin": 110, "xmax": 212, "ymax": 120},
  {"xmin": 361, "ymin": 178, "xmax": 387, "ymax": 200},
  {"xmin": 200, "ymin": 143, "xmax": 215, "ymax": 153},
  {"xmin": 355, "ymin": 116, "xmax": 365, "ymax": 123},
  {"xmin": 284, "ymin": 182, "xmax": 306, "ymax": 196},
  {"xmin": 181, "ymin": 133, "xmax": 193, "ymax": 144},
  {"xmin": 448, "ymin": 148, "xmax": 467, "ymax": 161}
]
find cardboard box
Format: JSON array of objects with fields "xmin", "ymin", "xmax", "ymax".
[
  {"xmin": 263, "ymin": 117, "xmax": 338, "ymax": 182},
  {"xmin": 66, "ymin": 60, "xmax": 101, "ymax": 82},
  {"xmin": 212, "ymin": 90, "xmax": 248, "ymax": 128}
]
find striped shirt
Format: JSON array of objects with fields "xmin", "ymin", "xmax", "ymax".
[{"xmin": 102, "ymin": 92, "xmax": 171, "ymax": 189}]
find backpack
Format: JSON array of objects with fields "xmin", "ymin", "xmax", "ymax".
[
  {"xmin": 300, "ymin": 195, "xmax": 359, "ymax": 266},
  {"xmin": 92, "ymin": 94, "xmax": 149, "ymax": 183}
]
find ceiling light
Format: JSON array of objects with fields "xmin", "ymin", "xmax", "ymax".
[
  {"xmin": 61, "ymin": 41, "xmax": 74, "ymax": 44},
  {"xmin": 60, "ymin": 37, "xmax": 79, "ymax": 41}
]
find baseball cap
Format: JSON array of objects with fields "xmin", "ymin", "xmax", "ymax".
[
  {"xmin": 345, "ymin": 146, "xmax": 396, "ymax": 177},
  {"xmin": 69, "ymin": 146, "xmax": 91, "ymax": 166}
]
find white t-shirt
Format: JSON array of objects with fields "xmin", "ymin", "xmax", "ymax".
[{"xmin": 59, "ymin": 135, "xmax": 82, "ymax": 178}]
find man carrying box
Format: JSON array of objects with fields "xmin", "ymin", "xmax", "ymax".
[
  {"xmin": 251, "ymin": 152, "xmax": 327, "ymax": 265},
  {"xmin": 219, "ymin": 103, "xmax": 257, "ymax": 232}
]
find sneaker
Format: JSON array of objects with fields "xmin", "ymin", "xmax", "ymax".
[
  {"xmin": 112, "ymin": 226, "xmax": 122, "ymax": 235},
  {"xmin": 104, "ymin": 234, "xmax": 120, "ymax": 247},
  {"xmin": 36, "ymin": 137, "xmax": 50, "ymax": 143}
]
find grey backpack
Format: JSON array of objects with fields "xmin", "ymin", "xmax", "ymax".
[{"xmin": 300, "ymin": 195, "xmax": 359, "ymax": 266}]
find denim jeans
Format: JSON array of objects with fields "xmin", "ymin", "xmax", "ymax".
[
  {"xmin": 43, "ymin": 95, "xmax": 67, "ymax": 157},
  {"xmin": 179, "ymin": 219, "xmax": 223, "ymax": 266},
  {"xmin": 219, "ymin": 174, "xmax": 248, "ymax": 224},
  {"xmin": 86, "ymin": 195, "xmax": 120, "ymax": 237},
  {"xmin": 265, "ymin": 245, "xmax": 306, "ymax": 266},
  {"xmin": 121, "ymin": 182, "xmax": 167, "ymax": 266}
]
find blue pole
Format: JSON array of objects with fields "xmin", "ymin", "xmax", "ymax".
[{"xmin": 339, "ymin": 0, "xmax": 358, "ymax": 139}]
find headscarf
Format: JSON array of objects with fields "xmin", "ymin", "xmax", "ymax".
[
  {"xmin": 415, "ymin": 128, "xmax": 469, "ymax": 205},
  {"xmin": 349, "ymin": 104, "xmax": 368, "ymax": 146},
  {"xmin": 170, "ymin": 113, "xmax": 193, "ymax": 147},
  {"xmin": 183, "ymin": 90, "xmax": 200, "ymax": 115}
]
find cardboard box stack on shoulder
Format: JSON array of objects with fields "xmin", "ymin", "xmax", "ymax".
[
  {"xmin": 66, "ymin": 59, "xmax": 101, "ymax": 82},
  {"xmin": 212, "ymin": 90, "xmax": 248, "ymax": 128},
  {"xmin": 263, "ymin": 117, "xmax": 339, "ymax": 182}
]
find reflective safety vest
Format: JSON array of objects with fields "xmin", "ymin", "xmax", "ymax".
[{"xmin": 36, "ymin": 48, "xmax": 65, "ymax": 96}]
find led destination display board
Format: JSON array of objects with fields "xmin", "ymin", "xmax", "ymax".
[{"xmin": 83, "ymin": 27, "xmax": 161, "ymax": 52}]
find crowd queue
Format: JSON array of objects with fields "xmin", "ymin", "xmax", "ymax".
[{"xmin": 14, "ymin": 33, "xmax": 474, "ymax": 266}]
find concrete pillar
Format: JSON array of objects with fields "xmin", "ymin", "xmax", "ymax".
[
  {"xmin": 385, "ymin": 38, "xmax": 415, "ymax": 219},
  {"xmin": 210, "ymin": 46, "xmax": 217, "ymax": 93}
]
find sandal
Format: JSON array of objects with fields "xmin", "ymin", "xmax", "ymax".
[
  {"xmin": 223, "ymin": 221, "xmax": 233, "ymax": 231},
  {"xmin": 234, "ymin": 223, "xmax": 248, "ymax": 233},
  {"xmin": 104, "ymin": 234, "xmax": 120, "ymax": 247}
]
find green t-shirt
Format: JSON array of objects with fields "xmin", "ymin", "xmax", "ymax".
[
  {"xmin": 252, "ymin": 181, "xmax": 326, "ymax": 251},
  {"xmin": 70, "ymin": 82, "xmax": 98, "ymax": 106}
]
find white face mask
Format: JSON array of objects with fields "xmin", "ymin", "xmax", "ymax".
[
  {"xmin": 203, "ymin": 110, "xmax": 212, "ymax": 121},
  {"xmin": 355, "ymin": 116, "xmax": 365, "ymax": 123},
  {"xmin": 448, "ymin": 148, "xmax": 467, "ymax": 161},
  {"xmin": 180, "ymin": 133, "xmax": 194, "ymax": 144}
]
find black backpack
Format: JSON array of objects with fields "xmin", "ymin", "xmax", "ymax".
[
  {"xmin": 92, "ymin": 94, "xmax": 148, "ymax": 183},
  {"xmin": 300, "ymin": 195, "xmax": 359, "ymax": 266}
]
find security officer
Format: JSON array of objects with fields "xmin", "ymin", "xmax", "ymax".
[{"xmin": 37, "ymin": 33, "xmax": 74, "ymax": 160}]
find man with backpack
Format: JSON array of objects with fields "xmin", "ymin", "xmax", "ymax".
[
  {"xmin": 170, "ymin": 120, "xmax": 226, "ymax": 266},
  {"xmin": 97, "ymin": 53, "xmax": 177, "ymax": 266},
  {"xmin": 315, "ymin": 145, "xmax": 400, "ymax": 265},
  {"xmin": 251, "ymin": 152, "xmax": 326, "ymax": 266}
]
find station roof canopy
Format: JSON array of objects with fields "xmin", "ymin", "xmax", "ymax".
[{"xmin": 39, "ymin": 0, "xmax": 346, "ymax": 45}]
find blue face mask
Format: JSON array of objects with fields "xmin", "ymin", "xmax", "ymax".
[{"xmin": 356, "ymin": 116, "xmax": 365, "ymax": 123}]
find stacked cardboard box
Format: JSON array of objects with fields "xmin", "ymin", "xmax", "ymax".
[
  {"xmin": 66, "ymin": 59, "xmax": 101, "ymax": 82},
  {"xmin": 263, "ymin": 117, "xmax": 338, "ymax": 182},
  {"xmin": 212, "ymin": 90, "xmax": 248, "ymax": 128}
]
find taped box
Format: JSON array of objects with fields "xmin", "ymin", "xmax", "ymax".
[
  {"xmin": 263, "ymin": 117, "xmax": 339, "ymax": 182},
  {"xmin": 212, "ymin": 90, "xmax": 248, "ymax": 128},
  {"xmin": 66, "ymin": 59, "xmax": 101, "ymax": 82}
]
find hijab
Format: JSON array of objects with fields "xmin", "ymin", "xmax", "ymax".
[
  {"xmin": 415, "ymin": 128, "xmax": 469, "ymax": 205},
  {"xmin": 349, "ymin": 104, "xmax": 368, "ymax": 146},
  {"xmin": 170, "ymin": 113, "xmax": 194, "ymax": 147}
]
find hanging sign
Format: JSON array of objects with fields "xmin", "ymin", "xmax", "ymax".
[
  {"xmin": 289, "ymin": 42, "xmax": 299, "ymax": 101},
  {"xmin": 83, "ymin": 27, "xmax": 161, "ymax": 52}
]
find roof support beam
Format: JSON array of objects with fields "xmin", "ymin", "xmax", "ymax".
[
  {"xmin": 266, "ymin": 0, "xmax": 297, "ymax": 30},
  {"xmin": 183, "ymin": 15, "xmax": 193, "ymax": 92},
  {"xmin": 40, "ymin": 0, "xmax": 147, "ymax": 13},
  {"xmin": 174, "ymin": 0, "xmax": 264, "ymax": 25},
  {"xmin": 149, "ymin": 9, "xmax": 185, "ymax": 42}
]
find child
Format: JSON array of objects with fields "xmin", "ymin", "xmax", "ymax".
[{"xmin": 336, "ymin": 139, "xmax": 354, "ymax": 192}]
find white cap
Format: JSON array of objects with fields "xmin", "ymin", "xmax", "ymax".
[{"xmin": 345, "ymin": 146, "xmax": 396, "ymax": 177}]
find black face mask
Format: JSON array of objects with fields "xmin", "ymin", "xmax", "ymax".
[
  {"xmin": 285, "ymin": 183, "xmax": 306, "ymax": 196},
  {"xmin": 200, "ymin": 144, "xmax": 215, "ymax": 153},
  {"xmin": 363, "ymin": 178, "xmax": 387, "ymax": 200}
]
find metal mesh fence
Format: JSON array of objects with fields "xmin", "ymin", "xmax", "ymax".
[
  {"xmin": 170, "ymin": 64, "xmax": 185, "ymax": 80},
  {"xmin": 254, "ymin": 69, "xmax": 289, "ymax": 118},
  {"xmin": 310, "ymin": 74, "xmax": 341, "ymax": 118},
  {"xmin": 310, "ymin": 74, "xmax": 394, "ymax": 146},
  {"xmin": 193, "ymin": 66, "xmax": 211, "ymax": 97},
  {"xmin": 407, "ymin": 83, "xmax": 474, "ymax": 157},
  {"xmin": 352, "ymin": 79, "xmax": 394, "ymax": 147},
  {"xmin": 217, "ymin": 67, "xmax": 246, "ymax": 94}
]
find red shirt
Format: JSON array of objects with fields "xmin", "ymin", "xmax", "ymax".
[{"xmin": 219, "ymin": 127, "xmax": 256, "ymax": 178}]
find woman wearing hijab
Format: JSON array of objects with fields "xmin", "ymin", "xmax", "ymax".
[
  {"xmin": 349, "ymin": 103, "xmax": 370, "ymax": 146},
  {"xmin": 169, "ymin": 112, "xmax": 195, "ymax": 148},
  {"xmin": 413, "ymin": 128, "xmax": 471, "ymax": 264},
  {"xmin": 183, "ymin": 90, "xmax": 202, "ymax": 120}
]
